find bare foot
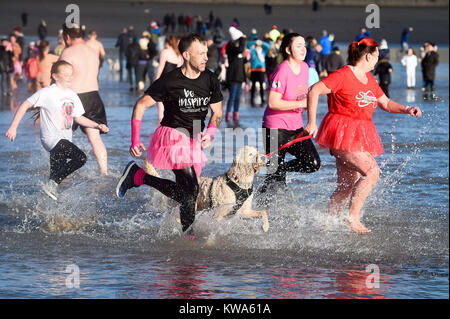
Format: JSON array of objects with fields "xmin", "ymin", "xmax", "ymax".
[
  {"xmin": 262, "ymin": 218, "xmax": 269, "ymax": 232},
  {"xmin": 344, "ymin": 216, "xmax": 371, "ymax": 234}
]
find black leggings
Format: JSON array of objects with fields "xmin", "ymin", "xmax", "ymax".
[
  {"xmin": 142, "ymin": 166, "xmax": 199, "ymax": 233},
  {"xmin": 250, "ymin": 71, "xmax": 266, "ymax": 105},
  {"xmin": 262, "ymin": 126, "xmax": 321, "ymax": 189},
  {"xmin": 49, "ymin": 139, "xmax": 87, "ymax": 184}
]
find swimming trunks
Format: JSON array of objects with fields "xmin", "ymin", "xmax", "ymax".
[{"xmin": 74, "ymin": 91, "xmax": 108, "ymax": 134}]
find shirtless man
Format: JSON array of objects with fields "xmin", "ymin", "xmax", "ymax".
[
  {"xmin": 86, "ymin": 30, "xmax": 106, "ymax": 68},
  {"xmin": 60, "ymin": 24, "xmax": 108, "ymax": 175}
]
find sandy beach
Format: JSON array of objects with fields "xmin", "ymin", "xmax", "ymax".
[{"xmin": 1, "ymin": 0, "xmax": 448, "ymax": 45}]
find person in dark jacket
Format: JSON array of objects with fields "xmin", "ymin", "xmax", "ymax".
[
  {"xmin": 225, "ymin": 26, "xmax": 246, "ymax": 124},
  {"xmin": 305, "ymin": 36, "xmax": 317, "ymax": 68},
  {"xmin": 136, "ymin": 37, "xmax": 151, "ymax": 93},
  {"xmin": 115, "ymin": 27, "xmax": 129, "ymax": 81},
  {"xmin": 421, "ymin": 42, "xmax": 439, "ymax": 93},
  {"xmin": 21, "ymin": 12, "xmax": 28, "ymax": 27},
  {"xmin": 38, "ymin": 20, "xmax": 47, "ymax": 41},
  {"xmin": 177, "ymin": 14, "xmax": 185, "ymax": 33},
  {"xmin": 0, "ymin": 38, "xmax": 14, "ymax": 95},
  {"xmin": 125, "ymin": 37, "xmax": 140, "ymax": 91},
  {"xmin": 374, "ymin": 58, "xmax": 393, "ymax": 97},
  {"xmin": 206, "ymin": 36, "xmax": 219, "ymax": 73},
  {"xmin": 325, "ymin": 46, "xmax": 345, "ymax": 74}
]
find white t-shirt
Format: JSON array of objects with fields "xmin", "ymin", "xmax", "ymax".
[
  {"xmin": 27, "ymin": 84, "xmax": 85, "ymax": 151},
  {"xmin": 401, "ymin": 55, "xmax": 418, "ymax": 71}
]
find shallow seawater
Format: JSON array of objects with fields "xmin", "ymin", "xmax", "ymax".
[{"xmin": 0, "ymin": 43, "xmax": 448, "ymax": 298}]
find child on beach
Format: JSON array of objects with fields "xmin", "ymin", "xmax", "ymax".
[
  {"xmin": 5, "ymin": 60, "xmax": 109, "ymax": 200},
  {"xmin": 401, "ymin": 48, "xmax": 418, "ymax": 89}
]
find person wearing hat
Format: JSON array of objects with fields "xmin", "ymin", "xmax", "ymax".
[
  {"xmin": 269, "ymin": 25, "xmax": 280, "ymax": 43},
  {"xmin": 249, "ymin": 28, "xmax": 259, "ymax": 42},
  {"xmin": 225, "ymin": 26, "xmax": 246, "ymax": 123},
  {"xmin": 247, "ymin": 39, "xmax": 270, "ymax": 107}
]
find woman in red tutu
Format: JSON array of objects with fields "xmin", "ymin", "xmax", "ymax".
[{"xmin": 304, "ymin": 37, "xmax": 422, "ymax": 234}]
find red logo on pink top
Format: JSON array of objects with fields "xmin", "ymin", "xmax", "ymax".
[{"xmin": 355, "ymin": 90, "xmax": 377, "ymax": 108}]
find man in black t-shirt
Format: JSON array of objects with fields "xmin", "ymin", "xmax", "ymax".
[{"xmin": 116, "ymin": 34, "xmax": 223, "ymax": 237}]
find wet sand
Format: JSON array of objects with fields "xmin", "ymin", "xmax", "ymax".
[{"xmin": 1, "ymin": 0, "xmax": 448, "ymax": 44}]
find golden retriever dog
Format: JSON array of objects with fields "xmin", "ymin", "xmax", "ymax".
[{"xmin": 142, "ymin": 146, "xmax": 270, "ymax": 232}]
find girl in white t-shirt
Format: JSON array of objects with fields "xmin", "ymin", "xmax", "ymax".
[
  {"xmin": 5, "ymin": 60, "xmax": 109, "ymax": 200},
  {"xmin": 401, "ymin": 48, "xmax": 418, "ymax": 88}
]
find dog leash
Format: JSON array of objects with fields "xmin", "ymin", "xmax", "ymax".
[{"xmin": 265, "ymin": 131, "xmax": 313, "ymax": 158}]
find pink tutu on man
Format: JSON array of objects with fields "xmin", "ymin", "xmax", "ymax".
[{"xmin": 147, "ymin": 126, "xmax": 206, "ymax": 178}]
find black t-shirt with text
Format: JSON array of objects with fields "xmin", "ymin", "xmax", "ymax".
[{"xmin": 145, "ymin": 68, "xmax": 223, "ymax": 137}]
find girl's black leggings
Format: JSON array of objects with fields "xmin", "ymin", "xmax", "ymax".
[
  {"xmin": 262, "ymin": 126, "xmax": 321, "ymax": 190},
  {"xmin": 49, "ymin": 139, "xmax": 87, "ymax": 184},
  {"xmin": 142, "ymin": 166, "xmax": 199, "ymax": 233}
]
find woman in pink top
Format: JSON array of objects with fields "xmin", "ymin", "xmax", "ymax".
[{"xmin": 259, "ymin": 33, "xmax": 321, "ymax": 196}]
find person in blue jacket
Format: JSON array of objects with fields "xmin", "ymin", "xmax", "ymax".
[
  {"xmin": 401, "ymin": 26, "xmax": 413, "ymax": 52},
  {"xmin": 319, "ymin": 30, "xmax": 332, "ymax": 74},
  {"xmin": 355, "ymin": 27, "xmax": 370, "ymax": 42},
  {"xmin": 247, "ymin": 39, "xmax": 270, "ymax": 107}
]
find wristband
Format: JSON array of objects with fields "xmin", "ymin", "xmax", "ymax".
[
  {"xmin": 205, "ymin": 123, "xmax": 217, "ymax": 140},
  {"xmin": 131, "ymin": 119, "xmax": 142, "ymax": 147}
]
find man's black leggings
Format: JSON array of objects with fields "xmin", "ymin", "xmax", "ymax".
[
  {"xmin": 262, "ymin": 127, "xmax": 321, "ymax": 191},
  {"xmin": 142, "ymin": 166, "xmax": 199, "ymax": 233},
  {"xmin": 49, "ymin": 139, "xmax": 87, "ymax": 184}
]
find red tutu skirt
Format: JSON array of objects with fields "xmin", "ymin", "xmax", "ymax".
[
  {"xmin": 147, "ymin": 126, "xmax": 206, "ymax": 178},
  {"xmin": 315, "ymin": 113, "xmax": 384, "ymax": 156}
]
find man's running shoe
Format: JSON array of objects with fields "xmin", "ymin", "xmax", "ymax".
[{"xmin": 116, "ymin": 161, "xmax": 140, "ymax": 198}]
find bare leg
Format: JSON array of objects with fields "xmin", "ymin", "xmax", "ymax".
[
  {"xmin": 85, "ymin": 127, "xmax": 108, "ymax": 175},
  {"xmin": 331, "ymin": 150, "xmax": 380, "ymax": 234},
  {"xmin": 143, "ymin": 160, "xmax": 159, "ymax": 177},
  {"xmin": 328, "ymin": 157, "xmax": 360, "ymax": 215}
]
